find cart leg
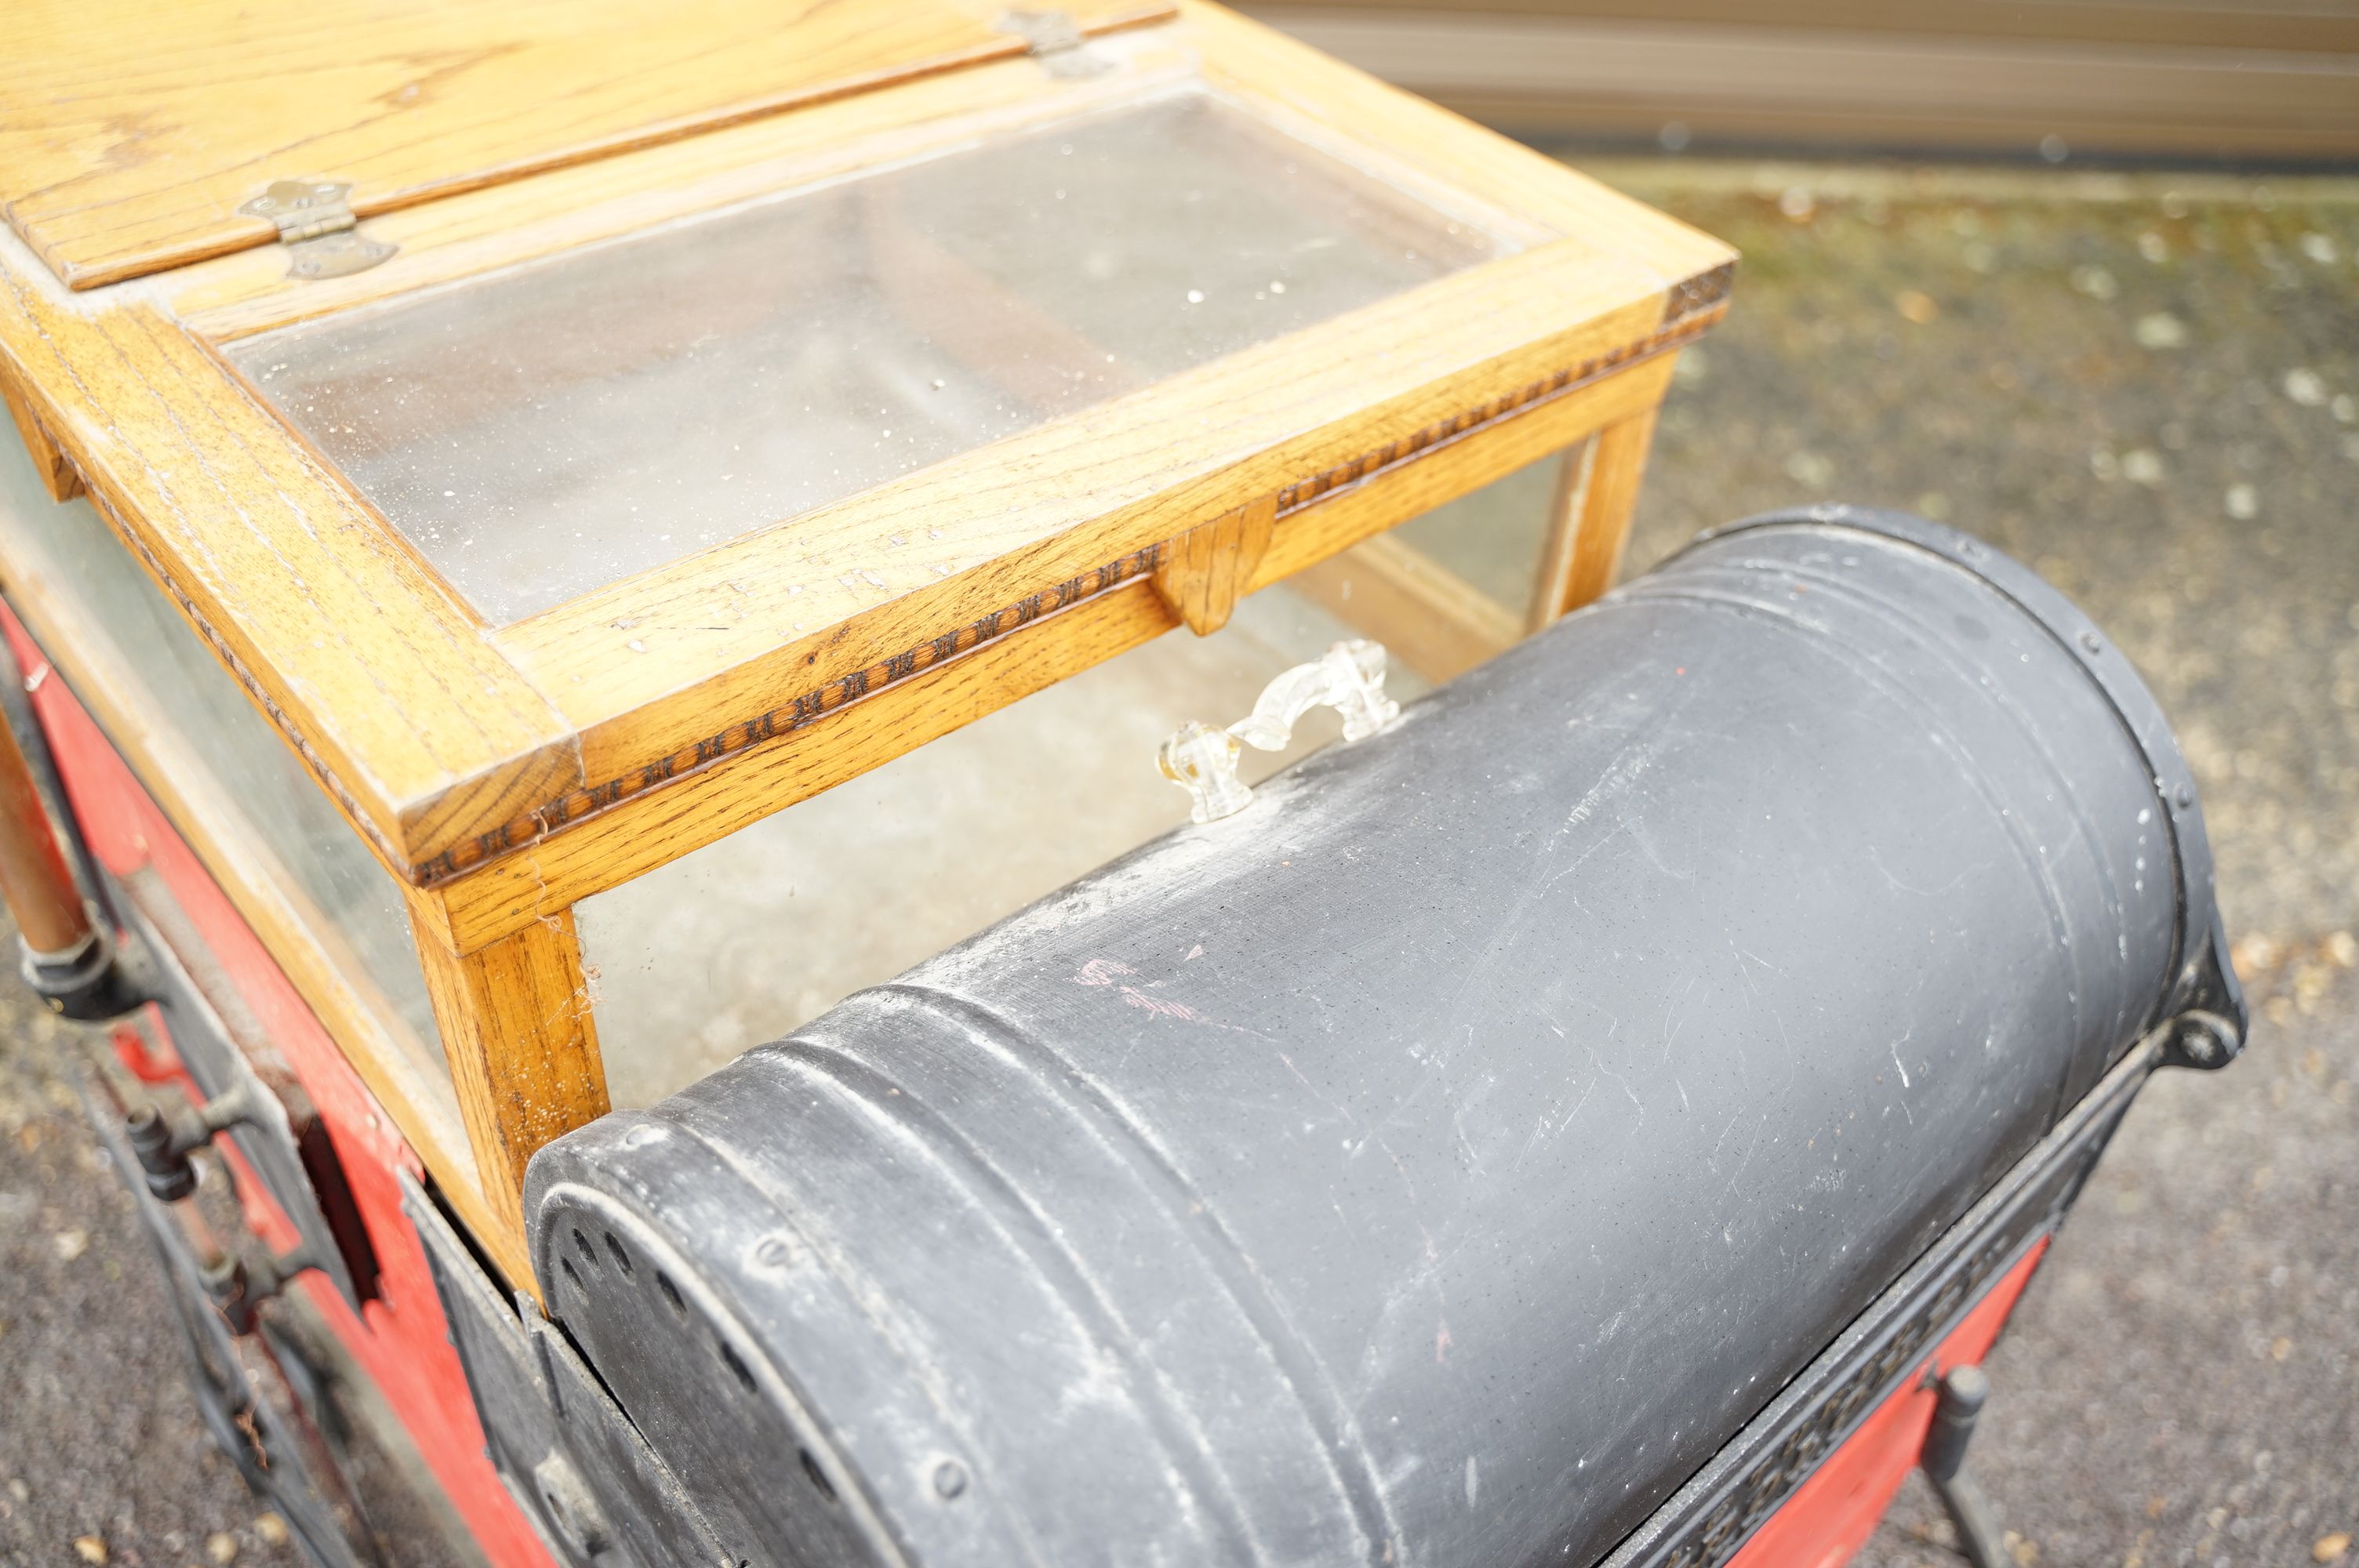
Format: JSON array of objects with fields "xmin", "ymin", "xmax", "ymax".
[
  {"xmin": 1528, "ymin": 401, "xmax": 1661, "ymax": 630},
  {"xmin": 409, "ymin": 901, "xmax": 608, "ymax": 1285},
  {"xmin": 1923, "ymin": 1364, "xmax": 2010, "ymax": 1568}
]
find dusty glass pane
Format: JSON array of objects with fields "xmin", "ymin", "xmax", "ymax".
[
  {"xmin": 579, "ymin": 450, "xmax": 1574, "ymax": 1107},
  {"xmin": 1392, "ymin": 450, "xmax": 1568, "ymax": 615},
  {"xmin": 228, "ymin": 90, "xmax": 1514, "ymax": 624},
  {"xmin": 578, "ymin": 585, "xmax": 1430, "ymax": 1109},
  {"xmin": 0, "ymin": 434, "xmax": 450, "ymax": 1098}
]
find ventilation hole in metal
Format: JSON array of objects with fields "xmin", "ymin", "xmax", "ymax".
[
  {"xmin": 656, "ymin": 1272, "xmax": 686, "ymax": 1318},
  {"xmin": 603, "ymin": 1232, "xmax": 633, "ymax": 1275},
  {"xmin": 571, "ymin": 1226, "xmax": 598, "ymax": 1266},
  {"xmin": 719, "ymin": 1339, "xmax": 758, "ymax": 1394},
  {"xmin": 800, "ymin": 1448, "xmax": 838, "ymax": 1504}
]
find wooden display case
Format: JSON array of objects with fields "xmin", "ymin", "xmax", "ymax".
[{"xmin": 0, "ymin": 0, "xmax": 1732, "ymax": 1286}]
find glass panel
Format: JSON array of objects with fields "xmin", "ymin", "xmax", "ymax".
[
  {"xmin": 578, "ymin": 585, "xmax": 1431, "ymax": 1109},
  {"xmin": 0, "ymin": 432, "xmax": 450, "ymax": 1098},
  {"xmin": 1392, "ymin": 449, "xmax": 1568, "ymax": 616},
  {"xmin": 580, "ymin": 447, "xmax": 1579, "ymax": 1108},
  {"xmin": 227, "ymin": 90, "xmax": 1515, "ymax": 623}
]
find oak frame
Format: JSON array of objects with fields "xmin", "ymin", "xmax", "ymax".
[
  {"xmin": 0, "ymin": 2, "xmax": 1728, "ymax": 899},
  {"xmin": 0, "ymin": 481, "xmax": 525, "ymax": 1283},
  {"xmin": 0, "ymin": 0, "xmax": 1178, "ymax": 291},
  {"xmin": 0, "ymin": 0, "xmax": 1731, "ymax": 1283}
]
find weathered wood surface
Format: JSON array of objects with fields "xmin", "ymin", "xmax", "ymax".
[
  {"xmin": 409, "ymin": 902, "xmax": 606, "ymax": 1270},
  {"xmin": 0, "ymin": 0, "xmax": 1172, "ymax": 289}
]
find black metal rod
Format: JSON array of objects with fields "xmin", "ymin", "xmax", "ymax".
[{"xmin": 1925, "ymin": 1366, "xmax": 2008, "ymax": 1568}]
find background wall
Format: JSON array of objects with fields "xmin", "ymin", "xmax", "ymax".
[{"xmin": 1247, "ymin": 1, "xmax": 2359, "ymax": 162}]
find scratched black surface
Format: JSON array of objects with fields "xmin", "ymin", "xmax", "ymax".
[{"xmin": 532, "ymin": 513, "xmax": 2198, "ymax": 1567}]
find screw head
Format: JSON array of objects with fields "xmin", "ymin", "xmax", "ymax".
[
  {"xmin": 2177, "ymin": 1016, "xmax": 2226, "ymax": 1065},
  {"xmin": 932, "ymin": 1460, "xmax": 969, "ymax": 1500}
]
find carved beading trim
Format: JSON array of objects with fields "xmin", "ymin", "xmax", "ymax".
[{"xmin": 416, "ymin": 307, "xmax": 1725, "ymax": 887}]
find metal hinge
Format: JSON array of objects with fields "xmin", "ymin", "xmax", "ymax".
[
  {"xmin": 998, "ymin": 9, "xmax": 1112, "ymax": 77},
  {"xmin": 238, "ymin": 180, "xmax": 398, "ymax": 281}
]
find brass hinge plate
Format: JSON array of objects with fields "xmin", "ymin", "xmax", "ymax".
[
  {"xmin": 238, "ymin": 180, "xmax": 397, "ymax": 281},
  {"xmin": 998, "ymin": 9, "xmax": 1112, "ymax": 77}
]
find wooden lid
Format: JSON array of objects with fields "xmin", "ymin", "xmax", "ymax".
[
  {"xmin": 0, "ymin": 0, "xmax": 1167, "ymax": 289},
  {"xmin": 0, "ymin": 2, "xmax": 1733, "ymax": 953}
]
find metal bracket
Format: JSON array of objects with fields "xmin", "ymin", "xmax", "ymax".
[
  {"xmin": 401, "ymin": 1171, "xmax": 732, "ymax": 1568},
  {"xmin": 238, "ymin": 180, "xmax": 397, "ymax": 281},
  {"xmin": 20, "ymin": 912, "xmax": 148, "ymax": 1021},
  {"xmin": 79, "ymin": 1069, "xmax": 382, "ymax": 1567},
  {"xmin": 2157, "ymin": 906, "xmax": 2246, "ymax": 1071},
  {"xmin": 126, "ymin": 1078, "xmax": 266, "ymax": 1201},
  {"xmin": 998, "ymin": 9, "xmax": 1112, "ymax": 77}
]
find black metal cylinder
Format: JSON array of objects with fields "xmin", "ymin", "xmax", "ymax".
[{"xmin": 526, "ymin": 508, "xmax": 2232, "ymax": 1568}]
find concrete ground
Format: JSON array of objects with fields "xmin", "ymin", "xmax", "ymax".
[{"xmin": 2, "ymin": 154, "xmax": 2354, "ymax": 1566}]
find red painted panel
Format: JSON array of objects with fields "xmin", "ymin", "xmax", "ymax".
[
  {"xmin": 1725, "ymin": 1236, "xmax": 2052, "ymax": 1568},
  {"xmin": 1, "ymin": 605, "xmax": 551, "ymax": 1568}
]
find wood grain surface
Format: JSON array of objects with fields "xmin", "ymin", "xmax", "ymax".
[
  {"xmin": 0, "ymin": 362, "xmax": 79, "ymax": 503},
  {"xmin": 1291, "ymin": 531, "xmax": 1521, "ymax": 681},
  {"xmin": 1533, "ymin": 401, "xmax": 1661, "ymax": 622},
  {"xmin": 0, "ymin": 0, "xmax": 1173, "ymax": 289},
  {"xmin": 0, "ymin": 0, "xmax": 1731, "ymax": 911},
  {"xmin": 1154, "ymin": 497, "xmax": 1279, "ymax": 634},
  {"xmin": 165, "ymin": 27, "xmax": 1204, "ymax": 340},
  {"xmin": 0, "ymin": 261, "xmax": 584, "ymax": 873},
  {"xmin": 427, "ymin": 337, "xmax": 1693, "ymax": 954},
  {"xmin": 408, "ymin": 902, "xmax": 606, "ymax": 1267}
]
